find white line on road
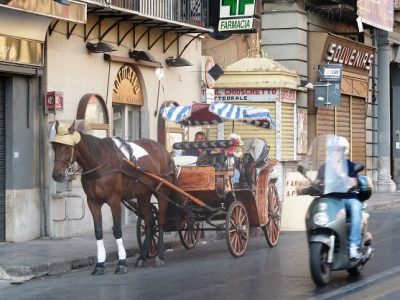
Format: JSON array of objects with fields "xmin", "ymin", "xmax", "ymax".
[{"xmin": 308, "ymin": 265, "xmax": 400, "ymax": 300}]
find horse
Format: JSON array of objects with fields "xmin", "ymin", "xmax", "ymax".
[{"xmin": 51, "ymin": 121, "xmax": 176, "ymax": 274}]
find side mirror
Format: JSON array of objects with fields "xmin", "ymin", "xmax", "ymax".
[{"xmin": 353, "ymin": 163, "xmax": 364, "ymax": 175}]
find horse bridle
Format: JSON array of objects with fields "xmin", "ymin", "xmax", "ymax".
[{"xmin": 54, "ymin": 142, "xmax": 115, "ymax": 178}]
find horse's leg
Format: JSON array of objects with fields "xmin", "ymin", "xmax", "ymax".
[
  {"xmin": 155, "ymin": 195, "xmax": 168, "ymax": 267},
  {"xmin": 135, "ymin": 196, "xmax": 153, "ymax": 268},
  {"xmin": 109, "ymin": 198, "xmax": 127, "ymax": 274},
  {"xmin": 87, "ymin": 200, "xmax": 106, "ymax": 275}
]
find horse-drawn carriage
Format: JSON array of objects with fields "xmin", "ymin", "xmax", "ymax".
[
  {"xmin": 130, "ymin": 102, "xmax": 282, "ymax": 258},
  {"xmin": 51, "ymin": 102, "xmax": 282, "ymax": 274}
]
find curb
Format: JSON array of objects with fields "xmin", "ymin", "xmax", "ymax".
[
  {"xmin": 0, "ymin": 241, "xmax": 183, "ymax": 282},
  {"xmin": 367, "ymin": 199, "xmax": 400, "ymax": 211}
]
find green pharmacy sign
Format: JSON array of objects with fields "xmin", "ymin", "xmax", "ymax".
[{"xmin": 218, "ymin": 0, "xmax": 258, "ymax": 32}]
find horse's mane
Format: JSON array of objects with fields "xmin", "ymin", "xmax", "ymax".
[{"xmin": 79, "ymin": 131, "xmax": 115, "ymax": 154}]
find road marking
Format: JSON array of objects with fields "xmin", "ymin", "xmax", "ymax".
[{"xmin": 308, "ymin": 265, "xmax": 400, "ymax": 300}]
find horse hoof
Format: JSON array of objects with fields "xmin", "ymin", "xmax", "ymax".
[
  {"xmin": 91, "ymin": 263, "xmax": 105, "ymax": 275},
  {"xmin": 115, "ymin": 265, "xmax": 127, "ymax": 274},
  {"xmin": 135, "ymin": 259, "xmax": 146, "ymax": 268},
  {"xmin": 155, "ymin": 257, "xmax": 165, "ymax": 267},
  {"xmin": 115, "ymin": 260, "xmax": 127, "ymax": 274}
]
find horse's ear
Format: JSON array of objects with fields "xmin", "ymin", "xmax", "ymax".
[
  {"xmin": 55, "ymin": 121, "xmax": 60, "ymax": 133},
  {"xmin": 68, "ymin": 121, "xmax": 76, "ymax": 134}
]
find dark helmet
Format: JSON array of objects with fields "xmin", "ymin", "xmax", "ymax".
[{"xmin": 358, "ymin": 175, "xmax": 373, "ymax": 201}]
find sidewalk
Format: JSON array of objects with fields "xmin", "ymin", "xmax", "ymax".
[{"xmin": 0, "ymin": 192, "xmax": 400, "ymax": 282}]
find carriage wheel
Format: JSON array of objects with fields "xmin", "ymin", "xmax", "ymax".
[
  {"xmin": 178, "ymin": 218, "xmax": 201, "ymax": 250},
  {"xmin": 225, "ymin": 201, "xmax": 250, "ymax": 258},
  {"xmin": 136, "ymin": 204, "xmax": 159, "ymax": 259},
  {"xmin": 263, "ymin": 183, "xmax": 281, "ymax": 247}
]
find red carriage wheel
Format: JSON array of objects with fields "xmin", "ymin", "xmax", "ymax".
[
  {"xmin": 178, "ymin": 219, "xmax": 201, "ymax": 249},
  {"xmin": 136, "ymin": 204, "xmax": 159, "ymax": 259},
  {"xmin": 263, "ymin": 183, "xmax": 281, "ymax": 247},
  {"xmin": 225, "ymin": 201, "xmax": 250, "ymax": 257}
]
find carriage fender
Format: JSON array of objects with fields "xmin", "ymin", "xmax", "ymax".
[{"xmin": 309, "ymin": 234, "xmax": 331, "ymax": 247}]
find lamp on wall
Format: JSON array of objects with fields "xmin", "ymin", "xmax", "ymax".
[
  {"xmin": 165, "ymin": 56, "xmax": 193, "ymax": 67},
  {"xmin": 86, "ymin": 42, "xmax": 116, "ymax": 53},
  {"xmin": 129, "ymin": 50, "xmax": 157, "ymax": 62}
]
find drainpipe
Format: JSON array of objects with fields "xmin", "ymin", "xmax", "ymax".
[{"xmin": 39, "ymin": 39, "xmax": 49, "ymax": 237}]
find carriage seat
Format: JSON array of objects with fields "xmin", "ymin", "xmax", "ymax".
[
  {"xmin": 172, "ymin": 155, "xmax": 198, "ymax": 167},
  {"xmin": 242, "ymin": 138, "xmax": 269, "ymax": 165},
  {"xmin": 235, "ymin": 139, "xmax": 269, "ymax": 189}
]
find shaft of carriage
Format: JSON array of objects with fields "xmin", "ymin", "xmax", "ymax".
[{"xmin": 122, "ymin": 158, "xmax": 221, "ymax": 213}]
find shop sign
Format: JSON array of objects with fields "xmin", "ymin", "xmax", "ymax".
[
  {"xmin": 280, "ymin": 89, "xmax": 296, "ymax": 104},
  {"xmin": 322, "ymin": 35, "xmax": 374, "ymax": 75},
  {"xmin": 358, "ymin": 0, "xmax": 393, "ymax": 32},
  {"xmin": 214, "ymin": 88, "xmax": 280, "ymax": 102},
  {"xmin": 218, "ymin": 0, "xmax": 258, "ymax": 33},
  {"xmin": 0, "ymin": 0, "xmax": 87, "ymax": 23},
  {"xmin": 45, "ymin": 91, "xmax": 63, "ymax": 111},
  {"xmin": 205, "ymin": 58, "xmax": 216, "ymax": 88},
  {"xmin": 0, "ymin": 34, "xmax": 42, "ymax": 66},
  {"xmin": 112, "ymin": 65, "xmax": 143, "ymax": 106}
]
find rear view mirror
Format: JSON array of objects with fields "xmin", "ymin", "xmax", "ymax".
[{"xmin": 353, "ymin": 163, "xmax": 364, "ymax": 175}]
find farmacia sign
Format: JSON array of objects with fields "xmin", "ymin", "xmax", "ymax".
[{"xmin": 218, "ymin": 0, "xmax": 258, "ymax": 32}]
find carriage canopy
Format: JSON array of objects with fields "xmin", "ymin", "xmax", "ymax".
[{"xmin": 161, "ymin": 102, "xmax": 276, "ymax": 129}]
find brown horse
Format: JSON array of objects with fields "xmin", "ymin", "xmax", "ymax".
[{"xmin": 51, "ymin": 121, "xmax": 176, "ymax": 274}]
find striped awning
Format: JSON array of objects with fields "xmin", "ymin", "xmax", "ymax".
[{"xmin": 162, "ymin": 102, "xmax": 275, "ymax": 128}]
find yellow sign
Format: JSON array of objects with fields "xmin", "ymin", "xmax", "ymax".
[
  {"xmin": 112, "ymin": 65, "xmax": 143, "ymax": 106},
  {"xmin": 0, "ymin": 34, "xmax": 42, "ymax": 66}
]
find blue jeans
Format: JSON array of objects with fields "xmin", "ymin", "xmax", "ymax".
[{"xmin": 344, "ymin": 198, "xmax": 362, "ymax": 246}]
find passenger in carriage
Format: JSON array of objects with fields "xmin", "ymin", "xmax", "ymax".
[{"xmin": 183, "ymin": 131, "xmax": 207, "ymax": 156}]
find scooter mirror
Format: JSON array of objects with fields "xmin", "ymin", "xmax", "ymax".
[{"xmin": 353, "ymin": 163, "xmax": 364, "ymax": 175}]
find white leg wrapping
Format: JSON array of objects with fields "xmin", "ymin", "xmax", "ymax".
[
  {"xmin": 116, "ymin": 238, "xmax": 126, "ymax": 260},
  {"xmin": 97, "ymin": 239, "xmax": 106, "ymax": 263}
]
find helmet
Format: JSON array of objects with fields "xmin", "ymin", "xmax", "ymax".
[
  {"xmin": 358, "ymin": 175, "xmax": 373, "ymax": 201},
  {"xmin": 326, "ymin": 135, "xmax": 349, "ymax": 155}
]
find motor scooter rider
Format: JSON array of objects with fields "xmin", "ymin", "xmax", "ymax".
[{"xmin": 314, "ymin": 135, "xmax": 362, "ymax": 260}]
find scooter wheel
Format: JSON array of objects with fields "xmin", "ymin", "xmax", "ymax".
[{"xmin": 310, "ymin": 243, "xmax": 331, "ymax": 286}]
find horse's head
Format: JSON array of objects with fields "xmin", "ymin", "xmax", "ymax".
[{"xmin": 51, "ymin": 121, "xmax": 81, "ymax": 182}]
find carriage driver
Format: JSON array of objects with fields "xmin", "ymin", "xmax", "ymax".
[{"xmin": 183, "ymin": 131, "xmax": 207, "ymax": 156}]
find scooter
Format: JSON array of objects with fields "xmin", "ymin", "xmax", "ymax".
[{"xmin": 298, "ymin": 164, "xmax": 374, "ymax": 286}]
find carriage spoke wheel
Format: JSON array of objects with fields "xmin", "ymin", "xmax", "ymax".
[
  {"xmin": 178, "ymin": 218, "xmax": 201, "ymax": 250},
  {"xmin": 263, "ymin": 183, "xmax": 281, "ymax": 247},
  {"xmin": 136, "ymin": 205, "xmax": 159, "ymax": 259},
  {"xmin": 225, "ymin": 201, "xmax": 250, "ymax": 258}
]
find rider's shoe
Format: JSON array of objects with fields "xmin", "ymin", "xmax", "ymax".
[{"xmin": 349, "ymin": 243, "xmax": 361, "ymax": 261}]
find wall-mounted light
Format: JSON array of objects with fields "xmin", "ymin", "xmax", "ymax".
[
  {"xmin": 86, "ymin": 42, "xmax": 116, "ymax": 53},
  {"xmin": 165, "ymin": 57, "xmax": 192, "ymax": 67},
  {"xmin": 129, "ymin": 50, "xmax": 157, "ymax": 62}
]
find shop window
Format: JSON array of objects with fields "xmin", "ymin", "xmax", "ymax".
[{"xmin": 76, "ymin": 93, "xmax": 110, "ymax": 138}]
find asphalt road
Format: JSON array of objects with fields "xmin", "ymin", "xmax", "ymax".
[{"xmin": 1, "ymin": 208, "xmax": 400, "ymax": 300}]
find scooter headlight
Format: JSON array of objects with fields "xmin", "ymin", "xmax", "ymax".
[{"xmin": 313, "ymin": 212, "xmax": 329, "ymax": 226}]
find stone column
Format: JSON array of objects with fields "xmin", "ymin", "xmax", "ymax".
[{"xmin": 377, "ymin": 30, "xmax": 396, "ymax": 192}]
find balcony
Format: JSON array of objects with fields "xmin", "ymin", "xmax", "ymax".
[{"xmin": 85, "ymin": 0, "xmax": 208, "ymax": 29}]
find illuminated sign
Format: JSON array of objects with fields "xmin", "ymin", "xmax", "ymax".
[
  {"xmin": 218, "ymin": 0, "xmax": 258, "ymax": 33},
  {"xmin": 0, "ymin": 34, "xmax": 42, "ymax": 66},
  {"xmin": 0, "ymin": 0, "xmax": 87, "ymax": 23}
]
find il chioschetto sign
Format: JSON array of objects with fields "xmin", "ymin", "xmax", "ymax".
[
  {"xmin": 218, "ymin": 0, "xmax": 258, "ymax": 32},
  {"xmin": 213, "ymin": 88, "xmax": 296, "ymax": 103}
]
